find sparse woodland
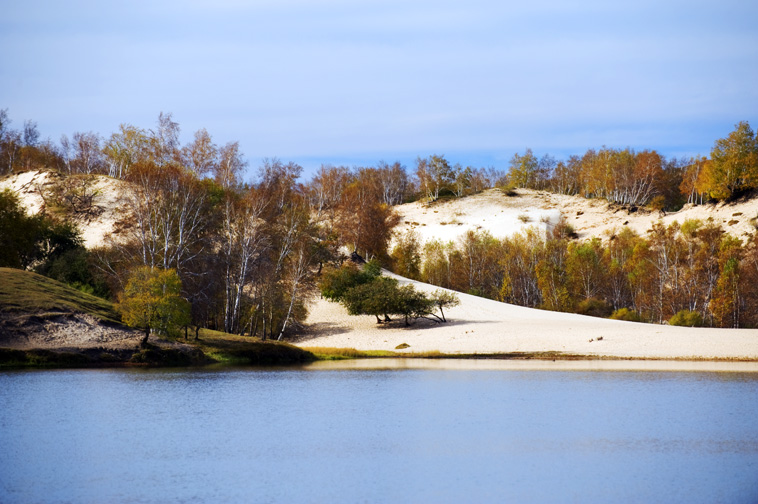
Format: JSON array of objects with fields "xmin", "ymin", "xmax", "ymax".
[{"xmin": 1, "ymin": 108, "xmax": 757, "ymax": 335}]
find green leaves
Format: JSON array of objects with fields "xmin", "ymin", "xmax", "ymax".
[
  {"xmin": 117, "ymin": 266, "xmax": 191, "ymax": 341},
  {"xmin": 708, "ymin": 121, "xmax": 758, "ymax": 200},
  {"xmin": 319, "ymin": 262, "xmax": 459, "ymax": 325}
]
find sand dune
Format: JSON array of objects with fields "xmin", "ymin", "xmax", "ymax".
[
  {"xmin": 296, "ymin": 271, "xmax": 758, "ymax": 360},
  {"xmin": 392, "ymin": 188, "xmax": 758, "ymax": 246}
]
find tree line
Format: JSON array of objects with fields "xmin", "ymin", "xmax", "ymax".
[
  {"xmin": 391, "ymin": 218, "xmax": 758, "ymax": 328},
  {"xmin": 3, "ymin": 108, "xmax": 755, "ymax": 208}
]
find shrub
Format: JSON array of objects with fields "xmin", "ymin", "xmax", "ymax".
[
  {"xmin": 610, "ymin": 308, "xmax": 643, "ymax": 322},
  {"xmin": 669, "ymin": 310, "xmax": 704, "ymax": 327},
  {"xmin": 576, "ymin": 298, "xmax": 613, "ymax": 318}
]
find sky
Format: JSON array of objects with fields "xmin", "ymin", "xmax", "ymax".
[{"xmin": 2, "ymin": 0, "xmax": 757, "ymax": 179}]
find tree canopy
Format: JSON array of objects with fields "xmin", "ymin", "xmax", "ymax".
[
  {"xmin": 319, "ymin": 263, "xmax": 460, "ymax": 326},
  {"xmin": 116, "ymin": 266, "xmax": 191, "ymax": 345}
]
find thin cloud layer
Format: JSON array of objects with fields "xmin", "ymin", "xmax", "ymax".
[{"xmin": 2, "ymin": 0, "xmax": 756, "ymax": 171}]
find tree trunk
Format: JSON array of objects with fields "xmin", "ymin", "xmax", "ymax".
[{"xmin": 140, "ymin": 327, "xmax": 150, "ymax": 347}]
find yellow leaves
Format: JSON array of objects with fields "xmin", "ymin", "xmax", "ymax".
[{"xmin": 116, "ymin": 266, "xmax": 190, "ymax": 338}]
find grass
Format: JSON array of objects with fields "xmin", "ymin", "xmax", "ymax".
[
  {"xmin": 186, "ymin": 328, "xmax": 315, "ymax": 365},
  {"xmin": 0, "ymin": 267, "xmax": 120, "ymax": 324},
  {"xmin": 300, "ymin": 346, "xmax": 396, "ymax": 360}
]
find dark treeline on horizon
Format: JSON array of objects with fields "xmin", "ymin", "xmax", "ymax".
[{"xmin": 1, "ymin": 108, "xmax": 757, "ymax": 335}]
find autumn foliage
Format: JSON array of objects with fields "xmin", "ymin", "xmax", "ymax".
[{"xmin": 406, "ymin": 219, "xmax": 758, "ymax": 328}]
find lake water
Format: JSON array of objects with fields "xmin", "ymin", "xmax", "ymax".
[{"xmin": 1, "ymin": 361, "xmax": 757, "ymax": 503}]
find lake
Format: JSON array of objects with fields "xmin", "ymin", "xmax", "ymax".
[{"xmin": 1, "ymin": 360, "xmax": 757, "ymax": 503}]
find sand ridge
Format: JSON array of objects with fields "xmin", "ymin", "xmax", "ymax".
[{"xmin": 296, "ymin": 271, "xmax": 758, "ymax": 360}]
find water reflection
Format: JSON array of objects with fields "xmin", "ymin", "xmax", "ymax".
[{"xmin": 301, "ymin": 357, "xmax": 758, "ymax": 373}]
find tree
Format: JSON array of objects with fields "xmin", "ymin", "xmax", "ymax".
[
  {"xmin": 343, "ymin": 276, "xmax": 403, "ymax": 323},
  {"xmin": 566, "ymin": 238, "xmax": 606, "ymax": 302},
  {"xmin": 679, "ymin": 156, "xmax": 710, "ymax": 205},
  {"xmin": 0, "ymin": 189, "xmax": 43, "ymax": 268},
  {"xmin": 429, "ymin": 289, "xmax": 460, "ymax": 322},
  {"xmin": 710, "ymin": 236, "xmax": 743, "ymax": 328},
  {"xmin": 536, "ymin": 234, "xmax": 570, "ymax": 312},
  {"xmin": 0, "ymin": 189, "xmax": 82, "ymax": 270},
  {"xmin": 319, "ymin": 262, "xmax": 380, "ymax": 302},
  {"xmin": 102, "ymin": 124, "xmax": 149, "ymax": 179},
  {"xmin": 117, "ymin": 266, "xmax": 191, "ymax": 346},
  {"xmin": 739, "ymin": 232, "xmax": 758, "ymax": 327},
  {"xmin": 508, "ymin": 149, "xmax": 541, "ymax": 189},
  {"xmin": 416, "ymin": 154, "xmax": 454, "ymax": 201},
  {"xmin": 182, "ymin": 128, "xmax": 217, "ymax": 177},
  {"xmin": 452, "ymin": 164, "xmax": 472, "ymax": 198},
  {"xmin": 391, "ymin": 229, "xmax": 422, "ymax": 280},
  {"xmin": 376, "ymin": 160, "xmax": 410, "ymax": 205},
  {"xmin": 218, "ymin": 188, "xmax": 269, "ymax": 335},
  {"xmin": 215, "ymin": 142, "xmax": 246, "ymax": 190},
  {"xmin": 61, "ymin": 132, "xmax": 104, "ymax": 174},
  {"xmin": 150, "ymin": 112, "xmax": 181, "ymax": 168},
  {"xmin": 708, "ymin": 121, "xmax": 758, "ymax": 200},
  {"xmin": 23, "ymin": 120, "xmax": 40, "ymax": 147},
  {"xmin": 421, "ymin": 240, "xmax": 452, "ymax": 288},
  {"xmin": 334, "ymin": 174, "xmax": 400, "ymax": 261}
]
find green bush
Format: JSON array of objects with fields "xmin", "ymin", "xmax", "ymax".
[
  {"xmin": 669, "ymin": 310, "xmax": 704, "ymax": 327},
  {"xmin": 319, "ymin": 262, "xmax": 380, "ymax": 302},
  {"xmin": 610, "ymin": 308, "xmax": 643, "ymax": 322}
]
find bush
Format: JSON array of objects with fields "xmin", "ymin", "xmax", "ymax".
[
  {"xmin": 669, "ymin": 310, "xmax": 704, "ymax": 327},
  {"xmin": 35, "ymin": 247, "xmax": 111, "ymax": 299},
  {"xmin": 576, "ymin": 298, "xmax": 613, "ymax": 318},
  {"xmin": 610, "ymin": 308, "xmax": 643, "ymax": 322}
]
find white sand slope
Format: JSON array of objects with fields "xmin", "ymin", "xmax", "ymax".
[
  {"xmin": 392, "ymin": 188, "xmax": 758, "ymax": 246},
  {"xmin": 0, "ymin": 170, "xmax": 130, "ymax": 248},
  {"xmin": 296, "ymin": 272, "xmax": 758, "ymax": 360}
]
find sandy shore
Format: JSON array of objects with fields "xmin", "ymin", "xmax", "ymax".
[{"xmin": 295, "ymin": 272, "xmax": 758, "ymax": 361}]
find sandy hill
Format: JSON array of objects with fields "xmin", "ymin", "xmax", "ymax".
[
  {"xmin": 295, "ymin": 270, "xmax": 758, "ymax": 360},
  {"xmin": 392, "ymin": 188, "xmax": 758, "ymax": 246},
  {"xmin": 0, "ymin": 170, "xmax": 130, "ymax": 249}
]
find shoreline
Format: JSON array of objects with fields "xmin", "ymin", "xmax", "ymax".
[
  {"xmin": 302, "ymin": 357, "xmax": 758, "ymax": 373},
  {"xmin": 3, "ymin": 344, "xmax": 758, "ymax": 371}
]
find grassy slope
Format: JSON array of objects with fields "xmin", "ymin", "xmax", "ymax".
[
  {"xmin": 0, "ymin": 267, "xmax": 314, "ymax": 367},
  {"xmin": 0, "ymin": 267, "xmax": 120, "ymax": 323}
]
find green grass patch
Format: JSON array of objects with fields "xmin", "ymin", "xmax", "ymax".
[
  {"xmin": 190, "ymin": 328, "xmax": 316, "ymax": 365},
  {"xmin": 302, "ymin": 346, "xmax": 396, "ymax": 360},
  {"xmin": 0, "ymin": 267, "xmax": 120, "ymax": 324}
]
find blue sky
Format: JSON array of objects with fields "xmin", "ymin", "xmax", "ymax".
[{"xmin": 2, "ymin": 0, "xmax": 757, "ymax": 178}]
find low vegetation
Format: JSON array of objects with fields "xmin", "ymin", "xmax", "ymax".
[{"xmin": 0, "ymin": 267, "xmax": 120, "ymax": 324}]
